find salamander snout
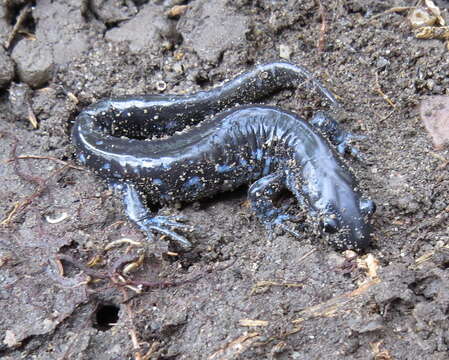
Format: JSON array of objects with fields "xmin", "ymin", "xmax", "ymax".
[
  {"xmin": 322, "ymin": 197, "xmax": 376, "ymax": 251},
  {"xmin": 342, "ymin": 222, "xmax": 373, "ymax": 250},
  {"xmin": 322, "ymin": 217, "xmax": 373, "ymax": 251}
]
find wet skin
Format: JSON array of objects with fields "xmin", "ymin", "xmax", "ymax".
[{"xmin": 72, "ymin": 62, "xmax": 375, "ymax": 250}]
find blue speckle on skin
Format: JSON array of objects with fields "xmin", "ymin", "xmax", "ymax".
[
  {"xmin": 239, "ymin": 158, "xmax": 248, "ymax": 166},
  {"xmin": 102, "ymin": 162, "xmax": 111, "ymax": 170},
  {"xmin": 252, "ymin": 148, "xmax": 263, "ymax": 161},
  {"xmin": 266, "ymin": 209, "xmax": 278, "ymax": 217},
  {"xmin": 183, "ymin": 176, "xmax": 203, "ymax": 189},
  {"xmin": 166, "ymin": 120, "xmax": 179, "ymax": 129},
  {"xmin": 262, "ymin": 157, "xmax": 272, "ymax": 176},
  {"xmin": 95, "ymin": 140, "xmax": 104, "ymax": 145},
  {"xmin": 274, "ymin": 214, "xmax": 290, "ymax": 224},
  {"xmin": 153, "ymin": 178, "xmax": 163, "ymax": 185},
  {"xmin": 216, "ymin": 164, "xmax": 233, "ymax": 173},
  {"xmin": 110, "ymin": 182, "xmax": 123, "ymax": 191},
  {"xmin": 77, "ymin": 152, "xmax": 86, "ymax": 164},
  {"xmin": 160, "ymin": 194, "xmax": 171, "ymax": 201}
]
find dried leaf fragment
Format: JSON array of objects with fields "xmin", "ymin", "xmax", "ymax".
[
  {"xmin": 209, "ymin": 332, "xmax": 260, "ymax": 359},
  {"xmin": 424, "ymin": 0, "xmax": 445, "ymax": 25},
  {"xmin": 167, "ymin": 5, "xmax": 188, "ymax": 18},
  {"xmin": 370, "ymin": 341, "xmax": 393, "ymax": 360},
  {"xmin": 408, "ymin": 8, "xmax": 437, "ymax": 28},
  {"xmin": 414, "ymin": 25, "xmax": 449, "ymax": 39},
  {"xmin": 279, "ymin": 44, "xmax": 292, "ymax": 60},
  {"xmin": 239, "ymin": 319, "xmax": 269, "ymax": 327},
  {"xmin": 357, "ymin": 253, "xmax": 380, "ymax": 279}
]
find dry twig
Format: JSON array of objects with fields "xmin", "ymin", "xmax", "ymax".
[
  {"xmin": 5, "ymin": 3, "xmax": 32, "ymax": 49},
  {"xmin": 369, "ymin": 6, "xmax": 415, "ymax": 20},
  {"xmin": 373, "ymin": 73, "xmax": 396, "ymax": 108},
  {"xmin": 316, "ymin": 0, "xmax": 327, "ymax": 52},
  {"xmin": 27, "ymin": 106, "xmax": 38, "ymax": 129}
]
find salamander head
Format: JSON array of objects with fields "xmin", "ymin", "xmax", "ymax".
[
  {"xmin": 297, "ymin": 158, "xmax": 375, "ymax": 250},
  {"xmin": 291, "ymin": 161, "xmax": 375, "ymax": 250},
  {"xmin": 319, "ymin": 193, "xmax": 375, "ymax": 251}
]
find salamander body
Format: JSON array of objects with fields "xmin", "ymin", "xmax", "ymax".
[{"xmin": 72, "ymin": 62, "xmax": 375, "ymax": 250}]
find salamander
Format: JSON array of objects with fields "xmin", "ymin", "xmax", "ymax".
[{"xmin": 72, "ymin": 62, "xmax": 375, "ymax": 250}]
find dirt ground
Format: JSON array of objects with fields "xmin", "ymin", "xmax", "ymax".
[{"xmin": 1, "ymin": 0, "xmax": 449, "ymax": 359}]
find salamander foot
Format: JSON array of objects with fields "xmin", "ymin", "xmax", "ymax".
[
  {"xmin": 263, "ymin": 213, "xmax": 303, "ymax": 240},
  {"xmin": 336, "ymin": 133, "xmax": 366, "ymax": 161},
  {"xmin": 139, "ymin": 215, "xmax": 194, "ymax": 249},
  {"xmin": 249, "ymin": 172, "xmax": 304, "ymax": 240},
  {"xmin": 310, "ymin": 111, "xmax": 366, "ymax": 161},
  {"xmin": 120, "ymin": 182, "xmax": 194, "ymax": 249}
]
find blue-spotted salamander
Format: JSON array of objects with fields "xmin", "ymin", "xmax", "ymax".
[{"xmin": 72, "ymin": 62, "xmax": 375, "ymax": 250}]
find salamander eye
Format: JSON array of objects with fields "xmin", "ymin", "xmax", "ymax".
[
  {"xmin": 359, "ymin": 199, "xmax": 376, "ymax": 217},
  {"xmin": 322, "ymin": 217, "xmax": 338, "ymax": 234}
]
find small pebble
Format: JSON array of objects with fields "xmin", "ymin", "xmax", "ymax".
[
  {"xmin": 156, "ymin": 80, "xmax": 167, "ymax": 92},
  {"xmin": 420, "ymin": 95, "xmax": 449, "ymax": 148},
  {"xmin": 11, "ymin": 39, "xmax": 54, "ymax": 88},
  {"xmin": 376, "ymin": 56, "xmax": 389, "ymax": 70},
  {"xmin": 8, "ymin": 83, "xmax": 32, "ymax": 122},
  {"xmin": 173, "ymin": 63, "xmax": 184, "ymax": 74}
]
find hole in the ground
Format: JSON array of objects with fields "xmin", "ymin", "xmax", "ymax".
[{"xmin": 93, "ymin": 304, "xmax": 120, "ymax": 331}]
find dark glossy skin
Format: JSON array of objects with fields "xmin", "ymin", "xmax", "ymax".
[
  {"xmin": 72, "ymin": 62, "xmax": 375, "ymax": 250},
  {"xmin": 77, "ymin": 62, "xmax": 339, "ymax": 140}
]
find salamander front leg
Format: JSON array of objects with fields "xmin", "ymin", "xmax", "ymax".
[
  {"xmin": 310, "ymin": 111, "xmax": 366, "ymax": 160},
  {"xmin": 248, "ymin": 172, "xmax": 301, "ymax": 238},
  {"xmin": 120, "ymin": 182, "xmax": 193, "ymax": 250}
]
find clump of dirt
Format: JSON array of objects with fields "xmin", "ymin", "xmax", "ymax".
[{"xmin": 1, "ymin": 0, "xmax": 448, "ymax": 359}]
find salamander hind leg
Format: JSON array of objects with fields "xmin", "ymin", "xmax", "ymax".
[
  {"xmin": 248, "ymin": 172, "xmax": 302, "ymax": 238},
  {"xmin": 120, "ymin": 182, "xmax": 194, "ymax": 250}
]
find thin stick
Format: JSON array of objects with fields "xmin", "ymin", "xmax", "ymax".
[
  {"xmin": 373, "ymin": 73, "xmax": 396, "ymax": 108},
  {"xmin": 27, "ymin": 106, "xmax": 38, "ymax": 129},
  {"xmin": 369, "ymin": 7, "xmax": 415, "ymax": 21},
  {"xmin": 5, "ymin": 155, "xmax": 85, "ymax": 171},
  {"xmin": 316, "ymin": 0, "xmax": 327, "ymax": 52},
  {"xmin": 5, "ymin": 3, "xmax": 32, "ymax": 49}
]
